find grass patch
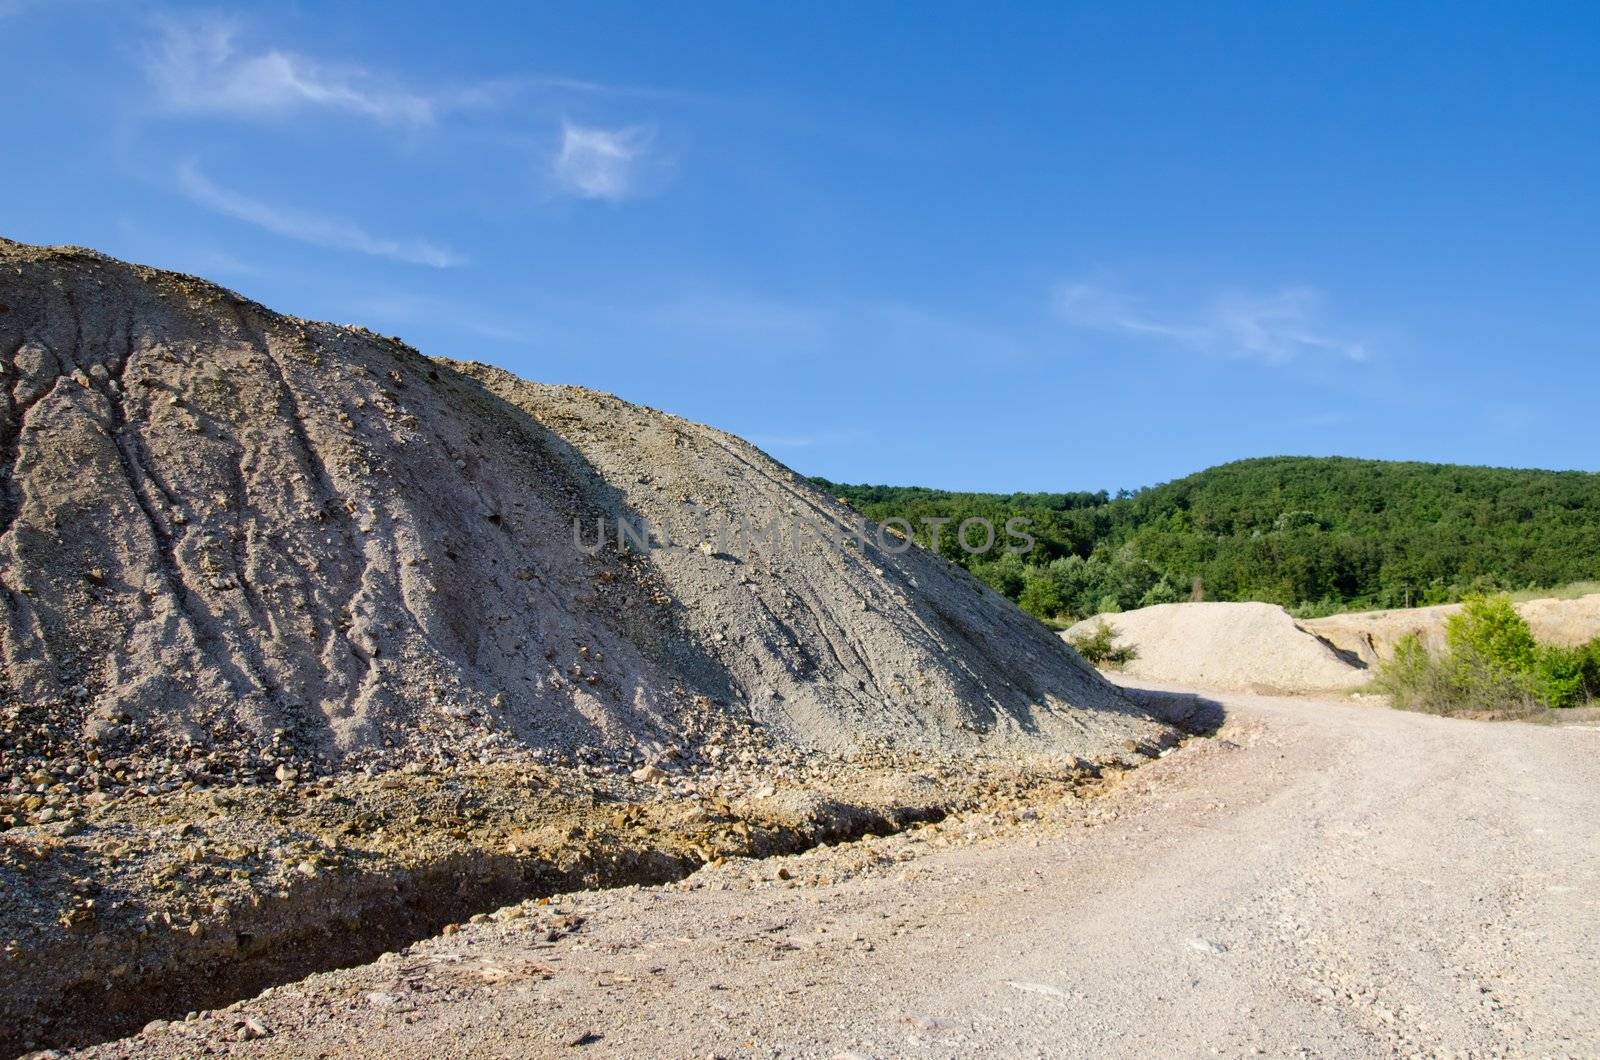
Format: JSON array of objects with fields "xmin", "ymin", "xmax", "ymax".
[{"xmin": 1507, "ymin": 579, "xmax": 1600, "ymax": 603}]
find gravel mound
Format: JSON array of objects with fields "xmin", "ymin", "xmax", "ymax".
[
  {"xmin": 0, "ymin": 237, "xmax": 1163, "ymax": 792},
  {"xmin": 1064, "ymin": 602, "xmax": 1368, "ymax": 695},
  {"xmin": 1302, "ymin": 594, "xmax": 1600, "ymax": 666}
]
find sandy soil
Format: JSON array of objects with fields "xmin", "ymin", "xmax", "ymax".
[
  {"xmin": 1065, "ymin": 602, "xmax": 1369, "ymax": 695},
  {"xmin": 75, "ymin": 683, "xmax": 1600, "ymax": 1059},
  {"xmin": 1304, "ymin": 595, "xmax": 1600, "ymax": 666}
]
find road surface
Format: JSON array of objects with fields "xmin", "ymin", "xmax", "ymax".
[{"xmin": 83, "ymin": 686, "xmax": 1600, "ymax": 1058}]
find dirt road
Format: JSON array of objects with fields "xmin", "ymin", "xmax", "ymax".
[{"xmin": 82, "ymin": 687, "xmax": 1600, "ymax": 1059}]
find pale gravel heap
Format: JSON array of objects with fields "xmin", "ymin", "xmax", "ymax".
[
  {"xmin": 0, "ymin": 237, "xmax": 1166, "ymax": 794},
  {"xmin": 1065, "ymin": 601, "xmax": 1369, "ymax": 695}
]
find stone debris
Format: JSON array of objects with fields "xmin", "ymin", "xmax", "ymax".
[{"xmin": 0, "ymin": 237, "xmax": 1178, "ymax": 1055}]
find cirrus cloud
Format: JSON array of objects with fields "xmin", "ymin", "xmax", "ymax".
[
  {"xmin": 1054, "ymin": 281, "xmax": 1370, "ymax": 364},
  {"xmin": 177, "ymin": 161, "xmax": 466, "ymax": 267},
  {"xmin": 145, "ymin": 14, "xmax": 498, "ymax": 126}
]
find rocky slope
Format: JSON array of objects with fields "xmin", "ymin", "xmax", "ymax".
[
  {"xmin": 0, "ymin": 238, "xmax": 1181, "ymax": 1055},
  {"xmin": 0, "ymin": 237, "xmax": 1164, "ymax": 795}
]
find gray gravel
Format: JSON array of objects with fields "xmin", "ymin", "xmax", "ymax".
[{"xmin": 0, "ymin": 236, "xmax": 1162, "ymax": 806}]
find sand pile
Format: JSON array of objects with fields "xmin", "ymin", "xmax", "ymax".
[
  {"xmin": 0, "ymin": 238, "xmax": 1163, "ymax": 793},
  {"xmin": 1302, "ymin": 594, "xmax": 1600, "ymax": 666},
  {"xmin": 1064, "ymin": 602, "xmax": 1368, "ymax": 695}
]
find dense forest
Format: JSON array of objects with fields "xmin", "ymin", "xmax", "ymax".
[{"xmin": 813, "ymin": 457, "xmax": 1600, "ymax": 624}]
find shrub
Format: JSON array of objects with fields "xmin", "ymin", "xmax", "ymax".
[
  {"xmin": 1018, "ymin": 566, "xmax": 1067, "ymax": 621},
  {"xmin": 1371, "ymin": 633, "xmax": 1542, "ymax": 717},
  {"xmin": 1445, "ymin": 594, "xmax": 1539, "ymax": 677},
  {"xmin": 1534, "ymin": 637, "xmax": 1600, "ymax": 707},
  {"xmin": 1373, "ymin": 599, "xmax": 1600, "ymax": 715},
  {"xmin": 1371, "ymin": 633, "xmax": 1436, "ymax": 711},
  {"xmin": 1068, "ymin": 620, "xmax": 1138, "ymax": 669}
]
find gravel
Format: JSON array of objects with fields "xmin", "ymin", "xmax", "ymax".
[
  {"xmin": 0, "ymin": 236, "xmax": 1175, "ymax": 1053},
  {"xmin": 71, "ymin": 683, "xmax": 1600, "ymax": 1058},
  {"xmin": 0, "ymin": 235, "xmax": 1166, "ymax": 808},
  {"xmin": 1064, "ymin": 602, "xmax": 1369, "ymax": 695}
]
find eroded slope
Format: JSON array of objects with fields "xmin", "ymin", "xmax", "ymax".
[{"xmin": 0, "ymin": 238, "xmax": 1163, "ymax": 789}]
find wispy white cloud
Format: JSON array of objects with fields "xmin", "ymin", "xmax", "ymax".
[
  {"xmin": 177, "ymin": 162, "xmax": 466, "ymax": 267},
  {"xmin": 552, "ymin": 121, "xmax": 655, "ymax": 200},
  {"xmin": 1055, "ymin": 281, "xmax": 1370, "ymax": 364},
  {"xmin": 145, "ymin": 15, "xmax": 499, "ymax": 125}
]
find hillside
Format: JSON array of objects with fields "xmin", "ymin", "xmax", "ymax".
[{"xmin": 816, "ymin": 456, "xmax": 1600, "ymax": 622}]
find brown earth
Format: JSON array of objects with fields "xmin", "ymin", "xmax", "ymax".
[{"xmin": 3, "ymin": 724, "xmax": 1178, "ymax": 1055}]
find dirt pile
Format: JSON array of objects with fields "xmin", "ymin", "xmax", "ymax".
[
  {"xmin": 0, "ymin": 237, "xmax": 1180, "ymax": 1053},
  {"xmin": 1065, "ymin": 602, "xmax": 1368, "ymax": 695},
  {"xmin": 1302, "ymin": 594, "xmax": 1600, "ymax": 666},
  {"xmin": 0, "ymin": 237, "xmax": 1164, "ymax": 795}
]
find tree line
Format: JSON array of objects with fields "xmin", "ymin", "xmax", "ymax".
[{"xmin": 813, "ymin": 456, "xmax": 1600, "ymax": 624}]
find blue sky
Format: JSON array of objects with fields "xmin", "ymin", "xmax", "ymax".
[{"xmin": 4, "ymin": 1, "xmax": 1597, "ymax": 490}]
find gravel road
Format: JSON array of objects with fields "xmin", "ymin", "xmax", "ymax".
[{"xmin": 83, "ymin": 686, "xmax": 1600, "ymax": 1059}]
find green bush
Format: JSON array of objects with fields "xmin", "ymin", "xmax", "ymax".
[
  {"xmin": 1373, "ymin": 597, "xmax": 1600, "ymax": 714},
  {"xmin": 1371, "ymin": 632, "xmax": 1541, "ymax": 717},
  {"xmin": 1445, "ymin": 594, "xmax": 1538, "ymax": 677},
  {"xmin": 1534, "ymin": 637, "xmax": 1600, "ymax": 706},
  {"xmin": 1067, "ymin": 620, "xmax": 1138, "ymax": 669},
  {"xmin": 1372, "ymin": 633, "xmax": 1436, "ymax": 711},
  {"xmin": 1017, "ymin": 566, "xmax": 1067, "ymax": 621}
]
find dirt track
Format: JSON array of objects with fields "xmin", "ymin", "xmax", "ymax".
[{"xmin": 76, "ymin": 683, "xmax": 1600, "ymax": 1058}]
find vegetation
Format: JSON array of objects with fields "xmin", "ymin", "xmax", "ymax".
[
  {"xmin": 816, "ymin": 457, "xmax": 1600, "ymax": 624},
  {"xmin": 1370, "ymin": 594, "xmax": 1600, "ymax": 716},
  {"xmin": 1508, "ymin": 580, "xmax": 1600, "ymax": 603},
  {"xmin": 1065, "ymin": 620, "xmax": 1138, "ymax": 668}
]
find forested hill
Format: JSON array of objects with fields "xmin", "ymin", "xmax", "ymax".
[{"xmin": 812, "ymin": 457, "xmax": 1600, "ymax": 623}]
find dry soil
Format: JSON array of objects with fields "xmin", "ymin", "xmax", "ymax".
[{"xmin": 70, "ymin": 681, "xmax": 1600, "ymax": 1058}]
